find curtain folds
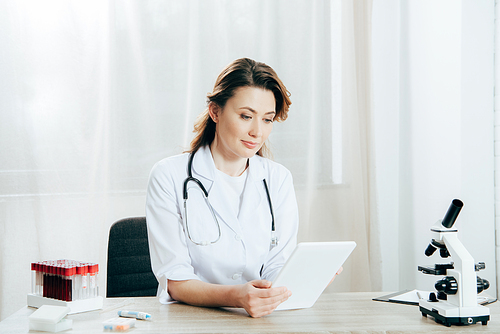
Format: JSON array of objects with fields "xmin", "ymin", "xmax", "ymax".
[
  {"xmin": 301, "ymin": 0, "xmax": 379, "ymax": 293},
  {"xmin": 0, "ymin": 0, "xmax": 378, "ymax": 320}
]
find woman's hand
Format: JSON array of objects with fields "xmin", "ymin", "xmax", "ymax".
[
  {"xmin": 168, "ymin": 279, "xmax": 290, "ymax": 318},
  {"xmin": 234, "ymin": 280, "xmax": 291, "ymax": 318}
]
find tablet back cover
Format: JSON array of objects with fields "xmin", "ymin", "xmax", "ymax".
[{"xmin": 272, "ymin": 241, "xmax": 356, "ymax": 310}]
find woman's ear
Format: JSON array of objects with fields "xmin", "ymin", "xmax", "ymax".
[{"xmin": 208, "ymin": 103, "xmax": 220, "ymax": 123}]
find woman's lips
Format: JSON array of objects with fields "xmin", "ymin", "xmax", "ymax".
[{"xmin": 242, "ymin": 140, "xmax": 258, "ymax": 149}]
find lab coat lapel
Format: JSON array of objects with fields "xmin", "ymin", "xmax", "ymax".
[
  {"xmin": 238, "ymin": 155, "xmax": 265, "ymax": 226},
  {"xmin": 191, "ymin": 146, "xmax": 240, "ymax": 235}
]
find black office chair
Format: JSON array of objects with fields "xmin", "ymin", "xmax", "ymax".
[{"xmin": 107, "ymin": 217, "xmax": 159, "ymax": 297}]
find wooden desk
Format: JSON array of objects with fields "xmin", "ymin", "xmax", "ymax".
[{"xmin": 0, "ymin": 292, "xmax": 498, "ymax": 333}]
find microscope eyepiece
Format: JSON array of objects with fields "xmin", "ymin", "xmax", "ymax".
[
  {"xmin": 441, "ymin": 199, "xmax": 463, "ymax": 228},
  {"xmin": 439, "ymin": 248, "xmax": 450, "ymax": 258},
  {"xmin": 425, "ymin": 243, "xmax": 437, "ymax": 257}
]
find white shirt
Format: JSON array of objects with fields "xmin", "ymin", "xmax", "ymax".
[
  {"xmin": 145, "ymin": 145, "xmax": 299, "ymax": 303},
  {"xmin": 215, "ymin": 168, "xmax": 247, "ymax": 217}
]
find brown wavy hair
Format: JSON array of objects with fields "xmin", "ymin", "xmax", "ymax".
[{"xmin": 187, "ymin": 58, "xmax": 291, "ymax": 157}]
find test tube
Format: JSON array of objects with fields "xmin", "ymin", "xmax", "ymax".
[
  {"xmin": 95, "ymin": 263, "xmax": 99, "ymax": 297},
  {"xmin": 40, "ymin": 262, "xmax": 46, "ymax": 297},
  {"xmin": 48, "ymin": 261, "xmax": 54, "ymax": 299},
  {"xmin": 70, "ymin": 261, "xmax": 77, "ymax": 301},
  {"xmin": 88, "ymin": 263, "xmax": 99, "ymax": 298},
  {"xmin": 31, "ymin": 263, "xmax": 36, "ymax": 295},
  {"xmin": 62, "ymin": 261, "xmax": 69, "ymax": 301},
  {"xmin": 58, "ymin": 260, "xmax": 65, "ymax": 301},
  {"xmin": 42, "ymin": 261, "xmax": 48, "ymax": 298},
  {"xmin": 86, "ymin": 263, "xmax": 91, "ymax": 298},
  {"xmin": 36, "ymin": 262, "xmax": 42, "ymax": 296},
  {"xmin": 70, "ymin": 262, "xmax": 76, "ymax": 301},
  {"xmin": 55, "ymin": 264, "xmax": 61, "ymax": 300},
  {"xmin": 75, "ymin": 263, "xmax": 82, "ymax": 300},
  {"xmin": 50, "ymin": 261, "xmax": 57, "ymax": 300},
  {"xmin": 62, "ymin": 264, "xmax": 72, "ymax": 301},
  {"xmin": 47, "ymin": 261, "xmax": 54, "ymax": 299},
  {"xmin": 59, "ymin": 263, "xmax": 65, "ymax": 301},
  {"xmin": 50, "ymin": 262, "xmax": 56, "ymax": 299},
  {"xmin": 78, "ymin": 262, "xmax": 88, "ymax": 299},
  {"xmin": 56, "ymin": 261, "xmax": 61, "ymax": 299}
]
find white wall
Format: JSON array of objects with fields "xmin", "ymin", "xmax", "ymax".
[
  {"xmin": 495, "ymin": 0, "xmax": 500, "ymax": 295},
  {"xmin": 373, "ymin": 0, "xmax": 496, "ymax": 296}
]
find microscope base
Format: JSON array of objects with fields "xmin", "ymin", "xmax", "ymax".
[{"xmin": 420, "ymin": 306, "xmax": 489, "ymax": 327}]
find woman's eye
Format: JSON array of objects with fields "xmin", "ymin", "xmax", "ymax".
[
  {"xmin": 241, "ymin": 114, "xmax": 251, "ymax": 120},
  {"xmin": 264, "ymin": 118, "xmax": 273, "ymax": 123}
]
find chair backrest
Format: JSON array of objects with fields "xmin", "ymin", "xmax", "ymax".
[{"xmin": 107, "ymin": 217, "xmax": 158, "ymax": 297}]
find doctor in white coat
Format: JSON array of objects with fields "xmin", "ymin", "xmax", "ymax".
[{"xmin": 146, "ymin": 58, "xmax": 298, "ymax": 318}]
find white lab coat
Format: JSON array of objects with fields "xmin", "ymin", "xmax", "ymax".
[{"xmin": 146, "ymin": 145, "xmax": 299, "ymax": 303}]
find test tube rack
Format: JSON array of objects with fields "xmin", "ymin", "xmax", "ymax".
[
  {"xmin": 28, "ymin": 259, "xmax": 103, "ymax": 314},
  {"xmin": 27, "ymin": 294, "xmax": 103, "ymax": 314}
]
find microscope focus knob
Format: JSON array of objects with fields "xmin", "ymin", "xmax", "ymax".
[
  {"xmin": 435, "ymin": 276, "xmax": 458, "ymax": 295},
  {"xmin": 477, "ymin": 276, "xmax": 490, "ymax": 294}
]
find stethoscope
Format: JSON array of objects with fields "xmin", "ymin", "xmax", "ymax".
[{"xmin": 182, "ymin": 150, "xmax": 278, "ymax": 249}]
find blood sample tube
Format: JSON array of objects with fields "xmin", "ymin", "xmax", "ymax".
[
  {"xmin": 59, "ymin": 262, "xmax": 63, "ymax": 301},
  {"xmin": 63, "ymin": 262, "xmax": 69, "ymax": 301},
  {"xmin": 51, "ymin": 261, "xmax": 55, "ymax": 298},
  {"xmin": 56, "ymin": 262, "xmax": 61, "ymax": 300},
  {"xmin": 42, "ymin": 261, "xmax": 48, "ymax": 298},
  {"xmin": 50, "ymin": 261, "xmax": 56, "ymax": 299},
  {"xmin": 49, "ymin": 261, "xmax": 55, "ymax": 299},
  {"xmin": 47, "ymin": 261, "xmax": 52, "ymax": 299},
  {"xmin": 59, "ymin": 264, "xmax": 65, "ymax": 301},
  {"xmin": 62, "ymin": 264, "xmax": 69, "ymax": 301},
  {"xmin": 51, "ymin": 262, "xmax": 56, "ymax": 299},
  {"xmin": 56, "ymin": 264, "xmax": 61, "ymax": 300}
]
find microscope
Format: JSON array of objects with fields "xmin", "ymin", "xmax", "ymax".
[{"xmin": 417, "ymin": 199, "xmax": 490, "ymax": 327}]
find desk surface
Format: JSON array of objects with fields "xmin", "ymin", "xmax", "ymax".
[{"xmin": 0, "ymin": 292, "xmax": 498, "ymax": 333}]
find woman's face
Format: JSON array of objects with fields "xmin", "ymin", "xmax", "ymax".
[{"xmin": 210, "ymin": 86, "xmax": 276, "ymax": 161}]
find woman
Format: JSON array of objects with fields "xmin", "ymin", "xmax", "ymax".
[{"xmin": 146, "ymin": 58, "xmax": 298, "ymax": 318}]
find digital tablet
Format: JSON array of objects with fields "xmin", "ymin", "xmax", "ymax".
[{"xmin": 272, "ymin": 241, "xmax": 356, "ymax": 310}]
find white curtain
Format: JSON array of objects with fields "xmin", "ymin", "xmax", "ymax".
[
  {"xmin": 372, "ymin": 0, "xmax": 497, "ymax": 295},
  {"xmin": 0, "ymin": 0, "xmax": 378, "ymax": 320}
]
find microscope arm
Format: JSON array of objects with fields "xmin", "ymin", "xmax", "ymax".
[{"xmin": 442, "ymin": 233, "xmax": 477, "ymax": 307}]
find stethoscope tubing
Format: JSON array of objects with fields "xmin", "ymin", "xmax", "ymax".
[{"xmin": 183, "ymin": 150, "xmax": 277, "ymax": 248}]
